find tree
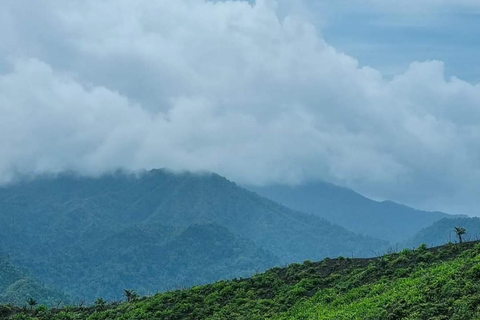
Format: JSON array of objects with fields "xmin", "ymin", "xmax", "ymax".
[
  {"xmin": 27, "ymin": 298, "xmax": 37, "ymax": 310},
  {"xmin": 124, "ymin": 289, "xmax": 138, "ymax": 303},
  {"xmin": 454, "ymin": 227, "xmax": 466, "ymax": 244},
  {"xmin": 95, "ymin": 298, "xmax": 106, "ymax": 307}
]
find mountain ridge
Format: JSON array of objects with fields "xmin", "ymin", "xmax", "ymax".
[
  {"xmin": 246, "ymin": 181, "xmax": 457, "ymax": 243},
  {"xmin": 404, "ymin": 217, "xmax": 480, "ymax": 248},
  {"xmin": 0, "ymin": 169, "xmax": 387, "ymax": 302}
]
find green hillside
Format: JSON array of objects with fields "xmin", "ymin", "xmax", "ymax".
[
  {"xmin": 4, "ymin": 241, "xmax": 480, "ymax": 320},
  {"xmin": 0, "ymin": 256, "xmax": 67, "ymax": 307},
  {"xmin": 0, "ymin": 170, "xmax": 386, "ymax": 301},
  {"xmin": 247, "ymin": 182, "xmax": 454, "ymax": 243}
]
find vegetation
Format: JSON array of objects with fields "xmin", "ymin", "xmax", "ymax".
[
  {"xmin": 26, "ymin": 299, "xmax": 36, "ymax": 310},
  {"xmin": 3, "ymin": 222, "xmax": 278, "ymax": 302},
  {"xmin": 123, "ymin": 290, "xmax": 138, "ymax": 303},
  {"xmin": 455, "ymin": 226, "xmax": 467, "ymax": 244},
  {"xmin": 0, "ymin": 255, "xmax": 67, "ymax": 307},
  {"xmin": 0, "ymin": 170, "xmax": 386, "ymax": 301},
  {"xmin": 3, "ymin": 241, "xmax": 480, "ymax": 319}
]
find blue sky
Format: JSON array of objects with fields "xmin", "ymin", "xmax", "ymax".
[
  {"xmin": 319, "ymin": 7, "xmax": 480, "ymax": 83},
  {"xmin": 277, "ymin": 0, "xmax": 480, "ymax": 83}
]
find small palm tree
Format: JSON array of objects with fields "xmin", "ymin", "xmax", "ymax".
[
  {"xmin": 27, "ymin": 298, "xmax": 37, "ymax": 310},
  {"xmin": 124, "ymin": 289, "xmax": 138, "ymax": 303},
  {"xmin": 95, "ymin": 298, "xmax": 106, "ymax": 307},
  {"xmin": 454, "ymin": 227, "xmax": 466, "ymax": 244}
]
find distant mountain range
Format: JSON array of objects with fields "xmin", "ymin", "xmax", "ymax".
[
  {"xmin": 0, "ymin": 169, "xmax": 387, "ymax": 302},
  {"xmin": 0, "ymin": 255, "xmax": 66, "ymax": 306},
  {"xmin": 247, "ymin": 182, "xmax": 457, "ymax": 243},
  {"xmin": 404, "ymin": 217, "xmax": 480, "ymax": 248}
]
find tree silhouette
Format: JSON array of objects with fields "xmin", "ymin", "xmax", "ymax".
[
  {"xmin": 27, "ymin": 298, "xmax": 37, "ymax": 310},
  {"xmin": 95, "ymin": 298, "xmax": 106, "ymax": 307},
  {"xmin": 124, "ymin": 289, "xmax": 138, "ymax": 303},
  {"xmin": 454, "ymin": 227, "xmax": 466, "ymax": 244}
]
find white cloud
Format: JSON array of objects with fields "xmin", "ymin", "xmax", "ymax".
[{"xmin": 1, "ymin": 0, "xmax": 480, "ymax": 214}]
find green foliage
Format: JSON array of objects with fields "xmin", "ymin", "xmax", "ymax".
[
  {"xmin": 0, "ymin": 305, "xmax": 13, "ymax": 318},
  {"xmin": 4, "ymin": 241, "xmax": 480, "ymax": 320},
  {"xmin": 417, "ymin": 243, "xmax": 428, "ymax": 251},
  {"xmin": 94, "ymin": 299, "xmax": 106, "ymax": 307},
  {"xmin": 454, "ymin": 226, "xmax": 467, "ymax": 243},
  {"xmin": 26, "ymin": 298, "xmax": 36, "ymax": 309},
  {"xmin": 123, "ymin": 290, "xmax": 138, "ymax": 303}
]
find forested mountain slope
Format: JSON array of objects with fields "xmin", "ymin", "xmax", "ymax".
[
  {"xmin": 0, "ymin": 170, "xmax": 386, "ymax": 302},
  {"xmin": 247, "ymin": 182, "xmax": 454, "ymax": 243},
  {"xmin": 4, "ymin": 241, "xmax": 480, "ymax": 320},
  {"xmin": 0, "ymin": 256, "xmax": 67, "ymax": 306},
  {"xmin": 404, "ymin": 217, "xmax": 480, "ymax": 248},
  {"xmin": 2, "ymin": 222, "xmax": 278, "ymax": 302}
]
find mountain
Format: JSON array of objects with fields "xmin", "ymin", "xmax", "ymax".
[
  {"xmin": 0, "ymin": 255, "xmax": 67, "ymax": 306},
  {"xmin": 404, "ymin": 217, "xmax": 480, "ymax": 248},
  {"xmin": 5, "ymin": 241, "xmax": 480, "ymax": 319},
  {"xmin": 0, "ymin": 169, "xmax": 387, "ymax": 301},
  {"xmin": 246, "ymin": 182, "xmax": 454, "ymax": 243},
  {"xmin": 1, "ymin": 221, "xmax": 279, "ymax": 302}
]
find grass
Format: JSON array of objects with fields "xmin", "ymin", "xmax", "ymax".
[{"xmin": 3, "ymin": 241, "xmax": 480, "ymax": 320}]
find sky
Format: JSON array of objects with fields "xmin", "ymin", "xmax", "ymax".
[{"xmin": 1, "ymin": 0, "xmax": 479, "ymax": 215}]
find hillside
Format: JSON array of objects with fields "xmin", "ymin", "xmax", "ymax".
[
  {"xmin": 1, "ymin": 223, "xmax": 278, "ymax": 302},
  {"xmin": 0, "ymin": 256, "xmax": 67, "ymax": 306},
  {"xmin": 4, "ymin": 241, "xmax": 480, "ymax": 319},
  {"xmin": 404, "ymin": 217, "xmax": 480, "ymax": 248},
  {"xmin": 247, "ymin": 182, "xmax": 454, "ymax": 243},
  {"xmin": 0, "ymin": 170, "xmax": 386, "ymax": 301}
]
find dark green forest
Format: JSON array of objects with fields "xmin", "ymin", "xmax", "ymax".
[
  {"xmin": 3, "ymin": 241, "xmax": 480, "ymax": 320},
  {"xmin": 0, "ymin": 170, "xmax": 386, "ymax": 302},
  {"xmin": 0, "ymin": 256, "xmax": 66, "ymax": 306}
]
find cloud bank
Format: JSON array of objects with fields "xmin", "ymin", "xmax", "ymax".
[{"xmin": 1, "ymin": 0, "xmax": 480, "ymax": 214}]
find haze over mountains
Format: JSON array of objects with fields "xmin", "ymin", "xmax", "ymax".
[
  {"xmin": 0, "ymin": 169, "xmax": 386, "ymax": 302},
  {"xmin": 247, "ymin": 182, "xmax": 457, "ymax": 243}
]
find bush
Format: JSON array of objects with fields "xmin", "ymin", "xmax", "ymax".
[{"xmin": 0, "ymin": 305, "xmax": 13, "ymax": 318}]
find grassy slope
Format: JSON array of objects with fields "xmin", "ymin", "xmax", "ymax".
[{"xmin": 4, "ymin": 241, "xmax": 480, "ymax": 320}]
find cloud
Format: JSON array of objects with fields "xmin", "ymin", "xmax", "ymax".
[{"xmin": 1, "ymin": 0, "xmax": 480, "ymax": 214}]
